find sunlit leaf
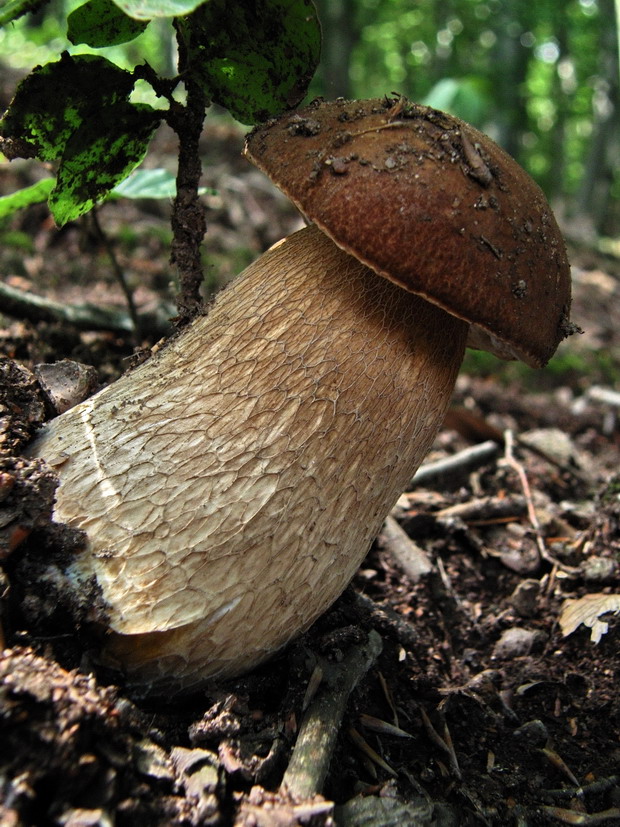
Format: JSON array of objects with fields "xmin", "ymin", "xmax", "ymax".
[
  {"xmin": 0, "ymin": 54, "xmax": 136, "ymax": 162},
  {"xmin": 49, "ymin": 103, "xmax": 160, "ymax": 225},
  {"xmin": 111, "ymin": 168, "xmax": 213, "ymax": 199},
  {"xmin": 423, "ymin": 77, "xmax": 491, "ymax": 126},
  {"xmin": 0, "ymin": 0, "xmax": 49, "ymax": 26},
  {"xmin": 68, "ymin": 0, "xmax": 149, "ymax": 47},
  {"xmin": 0, "ymin": 178, "xmax": 55, "ymax": 218},
  {"xmin": 112, "ymin": 168, "xmax": 177, "ymax": 199},
  {"xmin": 182, "ymin": 0, "xmax": 320, "ymax": 124},
  {"xmin": 111, "ymin": 0, "xmax": 205, "ymax": 20}
]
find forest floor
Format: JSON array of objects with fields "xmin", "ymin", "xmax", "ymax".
[{"xmin": 1, "ymin": 118, "xmax": 620, "ymax": 827}]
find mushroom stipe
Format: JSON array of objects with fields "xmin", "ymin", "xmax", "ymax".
[{"xmin": 28, "ymin": 98, "xmax": 572, "ymax": 694}]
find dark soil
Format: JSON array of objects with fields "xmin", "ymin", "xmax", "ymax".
[{"xmin": 1, "ymin": 118, "xmax": 620, "ymax": 827}]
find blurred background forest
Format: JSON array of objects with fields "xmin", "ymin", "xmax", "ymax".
[
  {"xmin": 315, "ymin": 0, "xmax": 620, "ymax": 243},
  {"xmin": 0, "ymin": 0, "xmax": 618, "ymax": 245}
]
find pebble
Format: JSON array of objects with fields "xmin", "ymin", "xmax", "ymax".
[
  {"xmin": 509, "ymin": 579, "xmax": 541, "ymax": 617},
  {"xmin": 512, "ymin": 719, "xmax": 549, "ymax": 749},
  {"xmin": 492, "ymin": 627, "xmax": 545, "ymax": 660},
  {"xmin": 582, "ymin": 555, "xmax": 616, "ymax": 583}
]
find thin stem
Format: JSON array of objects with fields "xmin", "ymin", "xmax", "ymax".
[
  {"xmin": 167, "ymin": 22, "xmax": 208, "ymax": 325},
  {"xmin": 91, "ymin": 208, "xmax": 141, "ymax": 340},
  {"xmin": 132, "ymin": 63, "xmax": 179, "ymax": 104}
]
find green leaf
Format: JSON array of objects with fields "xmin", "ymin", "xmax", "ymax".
[
  {"xmin": 183, "ymin": 0, "xmax": 320, "ymax": 124},
  {"xmin": 0, "ymin": 178, "xmax": 55, "ymax": 218},
  {"xmin": 49, "ymin": 103, "xmax": 160, "ymax": 225},
  {"xmin": 111, "ymin": 0, "xmax": 204, "ymax": 20},
  {"xmin": 111, "ymin": 167, "xmax": 214, "ymax": 199},
  {"xmin": 68, "ymin": 0, "xmax": 149, "ymax": 47},
  {"xmin": 0, "ymin": 54, "xmax": 136, "ymax": 162},
  {"xmin": 423, "ymin": 77, "xmax": 491, "ymax": 127},
  {"xmin": 112, "ymin": 168, "xmax": 177, "ymax": 199},
  {"xmin": 0, "ymin": 0, "xmax": 49, "ymax": 27}
]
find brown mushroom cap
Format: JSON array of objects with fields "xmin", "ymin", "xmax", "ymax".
[{"xmin": 245, "ymin": 97, "xmax": 572, "ymax": 368}]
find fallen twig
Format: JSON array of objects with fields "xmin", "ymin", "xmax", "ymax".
[
  {"xmin": 280, "ymin": 629, "xmax": 383, "ymax": 800},
  {"xmin": 501, "ymin": 430, "xmax": 580, "ymax": 575},
  {"xmin": 434, "ymin": 494, "xmax": 527, "ymax": 524},
  {"xmin": 540, "ymin": 806, "xmax": 620, "ymax": 825},
  {"xmin": 410, "ymin": 440, "xmax": 499, "ymax": 488},
  {"xmin": 380, "ymin": 514, "xmax": 433, "ymax": 582},
  {"xmin": 587, "ymin": 386, "xmax": 620, "ymax": 408},
  {"xmin": 352, "ymin": 591, "xmax": 418, "ymax": 650},
  {"xmin": 91, "ymin": 208, "xmax": 141, "ymax": 338},
  {"xmin": 0, "ymin": 281, "xmax": 174, "ymax": 337}
]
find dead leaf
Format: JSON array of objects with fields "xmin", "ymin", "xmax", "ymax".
[{"xmin": 559, "ymin": 593, "xmax": 620, "ymax": 643}]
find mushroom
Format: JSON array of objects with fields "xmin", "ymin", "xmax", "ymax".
[{"xmin": 27, "ymin": 97, "xmax": 572, "ymax": 694}]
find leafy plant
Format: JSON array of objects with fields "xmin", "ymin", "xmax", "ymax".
[{"xmin": 0, "ymin": 0, "xmax": 321, "ymax": 322}]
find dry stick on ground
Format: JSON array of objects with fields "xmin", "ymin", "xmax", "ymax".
[
  {"xmin": 380, "ymin": 515, "xmax": 433, "ymax": 582},
  {"xmin": 352, "ymin": 592, "xmax": 419, "ymax": 650},
  {"xmin": 540, "ymin": 805, "xmax": 620, "ymax": 825},
  {"xmin": 587, "ymin": 386, "xmax": 620, "ymax": 407},
  {"xmin": 280, "ymin": 629, "xmax": 383, "ymax": 800},
  {"xmin": 434, "ymin": 494, "xmax": 527, "ymax": 523},
  {"xmin": 0, "ymin": 282, "xmax": 174, "ymax": 338},
  {"xmin": 501, "ymin": 430, "xmax": 580, "ymax": 575},
  {"xmin": 409, "ymin": 440, "xmax": 500, "ymax": 489}
]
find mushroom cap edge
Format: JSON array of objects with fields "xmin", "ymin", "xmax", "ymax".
[{"xmin": 244, "ymin": 96, "xmax": 573, "ymax": 368}]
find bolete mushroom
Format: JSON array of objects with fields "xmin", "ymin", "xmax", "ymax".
[{"xmin": 27, "ymin": 97, "xmax": 572, "ymax": 694}]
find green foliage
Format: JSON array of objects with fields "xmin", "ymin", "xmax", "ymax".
[
  {"xmin": 0, "ymin": 0, "xmax": 320, "ymax": 228},
  {"xmin": 0, "ymin": 178, "xmax": 54, "ymax": 217},
  {"xmin": 112, "ymin": 0, "xmax": 205, "ymax": 20},
  {"xmin": 0, "ymin": 0, "xmax": 49, "ymax": 26},
  {"xmin": 423, "ymin": 77, "xmax": 491, "ymax": 126},
  {"xmin": 111, "ymin": 168, "xmax": 177, "ymax": 199},
  {"xmin": 48, "ymin": 101, "xmax": 159, "ymax": 224},
  {"xmin": 463, "ymin": 343, "xmax": 620, "ymax": 392},
  {"xmin": 0, "ymin": 53, "xmax": 160, "ymax": 223},
  {"xmin": 0, "ymin": 169, "xmax": 199, "ymax": 225},
  {"xmin": 67, "ymin": 0, "xmax": 149, "ymax": 47},
  {"xmin": 1, "ymin": 54, "xmax": 138, "ymax": 162},
  {"xmin": 0, "ymin": 229, "xmax": 35, "ymax": 252},
  {"xmin": 180, "ymin": 0, "xmax": 321, "ymax": 124},
  {"xmin": 111, "ymin": 168, "xmax": 178, "ymax": 199}
]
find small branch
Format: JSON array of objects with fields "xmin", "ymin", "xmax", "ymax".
[
  {"xmin": 410, "ymin": 440, "xmax": 499, "ymax": 489},
  {"xmin": 132, "ymin": 62, "xmax": 179, "ymax": 103},
  {"xmin": 434, "ymin": 494, "xmax": 527, "ymax": 523},
  {"xmin": 90, "ymin": 209, "xmax": 141, "ymax": 339},
  {"xmin": 380, "ymin": 515, "xmax": 433, "ymax": 582},
  {"xmin": 539, "ymin": 806, "xmax": 620, "ymax": 825},
  {"xmin": 587, "ymin": 385, "xmax": 620, "ymax": 408},
  {"xmin": 501, "ymin": 430, "xmax": 580, "ymax": 575},
  {"xmin": 352, "ymin": 591, "xmax": 419, "ymax": 650},
  {"xmin": 166, "ymin": 25, "xmax": 208, "ymax": 325},
  {"xmin": 502, "ymin": 430, "xmax": 550, "ymax": 564},
  {"xmin": 0, "ymin": 281, "xmax": 173, "ymax": 338},
  {"xmin": 280, "ymin": 630, "xmax": 382, "ymax": 800}
]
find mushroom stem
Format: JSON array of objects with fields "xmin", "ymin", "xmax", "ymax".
[{"xmin": 29, "ymin": 224, "xmax": 467, "ymax": 693}]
